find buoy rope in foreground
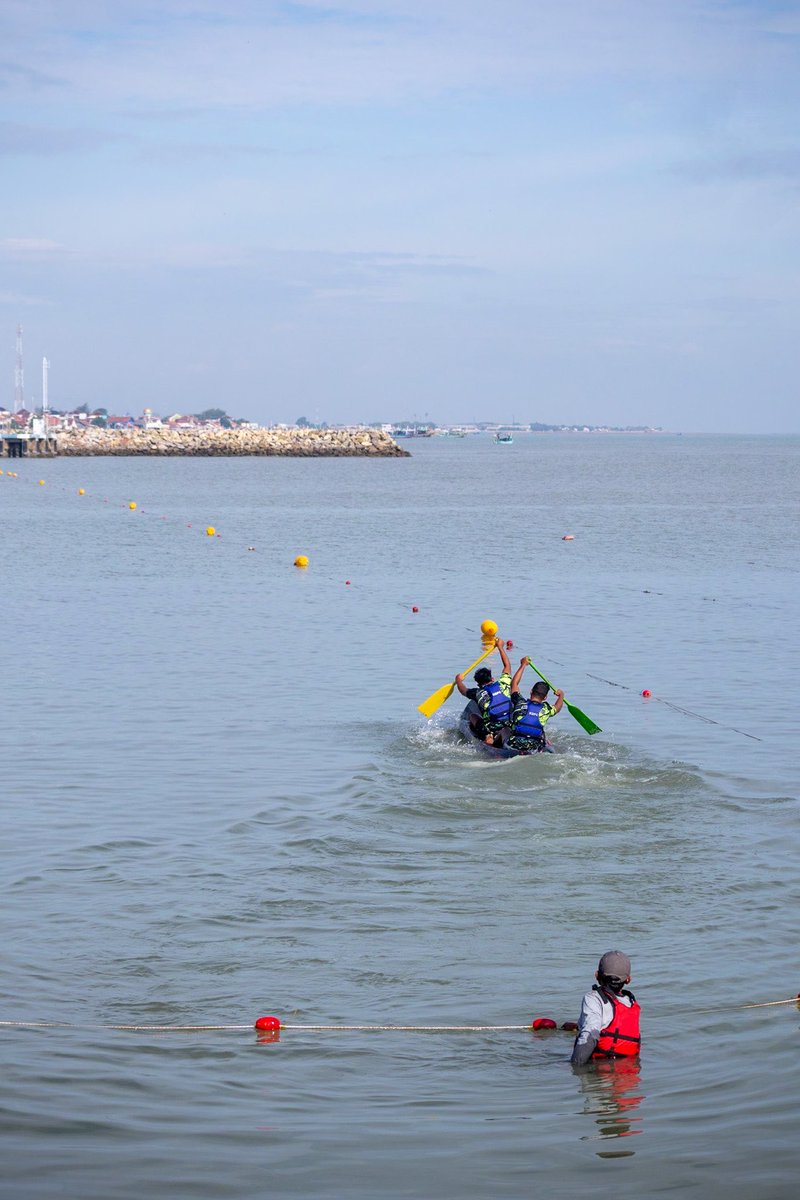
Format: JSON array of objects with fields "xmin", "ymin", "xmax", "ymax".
[{"xmin": 1, "ymin": 996, "xmax": 797, "ymax": 1035}]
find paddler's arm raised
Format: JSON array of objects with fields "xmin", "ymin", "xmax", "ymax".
[
  {"xmin": 552, "ymin": 689, "xmax": 565, "ymax": 714},
  {"xmin": 455, "ymin": 672, "xmax": 469, "ymax": 696},
  {"xmin": 510, "ymin": 656, "xmax": 529, "ymax": 693},
  {"xmin": 496, "ymin": 637, "xmax": 511, "ymax": 676}
]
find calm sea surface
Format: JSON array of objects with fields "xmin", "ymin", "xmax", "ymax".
[{"xmin": 2, "ymin": 434, "xmax": 798, "ymax": 1199}]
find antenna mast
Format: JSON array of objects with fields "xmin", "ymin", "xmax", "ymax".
[{"xmin": 14, "ymin": 324, "xmax": 24, "ymax": 413}]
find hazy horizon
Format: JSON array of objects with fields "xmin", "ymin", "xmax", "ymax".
[{"xmin": 3, "ymin": 2, "xmax": 800, "ymax": 435}]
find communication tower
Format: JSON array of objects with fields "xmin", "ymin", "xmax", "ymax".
[
  {"xmin": 42, "ymin": 357, "xmax": 49, "ymax": 422},
  {"xmin": 14, "ymin": 324, "xmax": 24, "ymax": 412}
]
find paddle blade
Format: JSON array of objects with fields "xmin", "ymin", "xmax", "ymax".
[
  {"xmin": 564, "ymin": 700, "xmax": 602, "ymax": 735},
  {"xmin": 418, "ymin": 681, "xmax": 455, "ymax": 719}
]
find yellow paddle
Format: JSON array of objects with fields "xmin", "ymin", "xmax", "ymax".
[{"xmin": 418, "ymin": 643, "xmax": 496, "ymax": 719}]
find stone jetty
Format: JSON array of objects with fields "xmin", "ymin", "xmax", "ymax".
[{"xmin": 56, "ymin": 426, "xmax": 410, "ymax": 458}]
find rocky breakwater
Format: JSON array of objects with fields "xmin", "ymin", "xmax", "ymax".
[{"xmin": 58, "ymin": 426, "xmax": 410, "ymax": 458}]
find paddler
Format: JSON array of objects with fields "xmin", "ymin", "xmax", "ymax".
[
  {"xmin": 570, "ymin": 950, "xmax": 641, "ymax": 1067},
  {"xmin": 506, "ymin": 656, "xmax": 564, "ymax": 753},
  {"xmin": 455, "ymin": 637, "xmax": 512, "ymax": 746}
]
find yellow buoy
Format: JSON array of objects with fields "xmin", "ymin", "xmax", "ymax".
[
  {"xmin": 206, "ymin": 526, "xmax": 216, "ymax": 537},
  {"xmin": 294, "ymin": 555, "xmax": 309, "ymax": 568},
  {"xmin": 480, "ymin": 618, "xmax": 498, "ymax": 639},
  {"xmin": 129, "ymin": 501, "xmax": 137, "ymax": 510},
  {"xmin": 39, "ymin": 479, "xmax": 45, "ymax": 486},
  {"xmin": 78, "ymin": 488, "xmax": 85, "ymax": 495}
]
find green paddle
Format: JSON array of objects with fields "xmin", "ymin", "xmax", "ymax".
[{"xmin": 527, "ymin": 660, "xmax": 602, "ymax": 735}]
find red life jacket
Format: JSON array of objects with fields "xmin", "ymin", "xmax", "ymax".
[{"xmin": 592, "ymin": 985, "xmax": 641, "ymax": 1058}]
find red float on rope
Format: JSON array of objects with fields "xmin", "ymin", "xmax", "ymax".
[
  {"xmin": 531, "ymin": 1017, "xmax": 557, "ymax": 1030},
  {"xmin": 254, "ymin": 1015, "xmax": 281, "ymax": 1031}
]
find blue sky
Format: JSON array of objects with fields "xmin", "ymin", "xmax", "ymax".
[{"xmin": 2, "ymin": 0, "xmax": 799, "ymax": 430}]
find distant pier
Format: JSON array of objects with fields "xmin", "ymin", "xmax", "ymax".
[{"xmin": 1, "ymin": 433, "xmax": 59, "ymax": 459}]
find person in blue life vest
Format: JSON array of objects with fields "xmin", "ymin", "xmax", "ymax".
[
  {"xmin": 506, "ymin": 657, "xmax": 564, "ymax": 753},
  {"xmin": 455, "ymin": 638, "xmax": 512, "ymax": 745},
  {"xmin": 571, "ymin": 950, "xmax": 641, "ymax": 1067}
]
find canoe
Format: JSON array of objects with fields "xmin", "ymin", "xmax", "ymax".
[{"xmin": 458, "ymin": 704, "xmax": 554, "ymax": 758}]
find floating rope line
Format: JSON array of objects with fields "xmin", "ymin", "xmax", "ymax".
[
  {"xmin": 280, "ymin": 1024, "xmax": 532, "ymax": 1032},
  {"xmin": 1, "ymin": 997, "xmax": 797, "ymax": 1035},
  {"xmin": 694, "ymin": 996, "xmax": 800, "ymax": 1015},
  {"xmin": 4, "ymin": 470, "xmax": 772, "ymax": 740},
  {"xmin": 0, "ymin": 1020, "xmax": 253, "ymax": 1032},
  {"xmin": 567, "ymin": 667, "xmax": 763, "ymax": 742}
]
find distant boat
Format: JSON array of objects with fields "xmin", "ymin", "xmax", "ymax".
[
  {"xmin": 494, "ymin": 433, "xmax": 514, "ymax": 444},
  {"xmin": 390, "ymin": 426, "xmax": 434, "ymax": 438}
]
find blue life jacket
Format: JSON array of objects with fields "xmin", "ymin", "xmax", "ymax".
[
  {"xmin": 512, "ymin": 699, "xmax": 545, "ymax": 740},
  {"xmin": 477, "ymin": 681, "xmax": 512, "ymax": 724}
]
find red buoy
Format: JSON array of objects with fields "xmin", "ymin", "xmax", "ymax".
[
  {"xmin": 506, "ymin": 640, "xmax": 513, "ymax": 649},
  {"xmin": 642, "ymin": 689, "xmax": 651, "ymax": 698},
  {"xmin": 531, "ymin": 1017, "xmax": 557, "ymax": 1030},
  {"xmin": 345, "ymin": 580, "xmax": 351, "ymax": 585},
  {"xmin": 411, "ymin": 606, "xmax": 419, "ymax": 613},
  {"xmin": 254, "ymin": 1015, "xmax": 281, "ymax": 1031}
]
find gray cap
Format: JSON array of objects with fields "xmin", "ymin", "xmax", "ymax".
[{"xmin": 598, "ymin": 950, "xmax": 631, "ymax": 979}]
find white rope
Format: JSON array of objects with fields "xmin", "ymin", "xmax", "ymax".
[
  {"xmin": 281, "ymin": 1024, "xmax": 533, "ymax": 1032},
  {"xmin": 1, "ymin": 997, "xmax": 796, "ymax": 1034},
  {"xmin": 0, "ymin": 1020, "xmax": 253, "ymax": 1032},
  {"xmin": 694, "ymin": 996, "xmax": 799, "ymax": 1014}
]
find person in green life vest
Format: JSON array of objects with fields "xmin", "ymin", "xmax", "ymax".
[
  {"xmin": 455, "ymin": 637, "xmax": 512, "ymax": 745},
  {"xmin": 507, "ymin": 656, "xmax": 564, "ymax": 753}
]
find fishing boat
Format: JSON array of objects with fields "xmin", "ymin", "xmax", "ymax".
[
  {"xmin": 494, "ymin": 433, "xmax": 514, "ymax": 444},
  {"xmin": 457, "ymin": 704, "xmax": 554, "ymax": 758},
  {"xmin": 390, "ymin": 426, "xmax": 435, "ymax": 438}
]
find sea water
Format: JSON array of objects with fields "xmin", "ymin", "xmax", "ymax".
[{"xmin": 1, "ymin": 434, "xmax": 798, "ymax": 1199}]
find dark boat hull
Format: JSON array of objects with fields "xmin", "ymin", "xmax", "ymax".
[{"xmin": 458, "ymin": 705, "xmax": 554, "ymax": 758}]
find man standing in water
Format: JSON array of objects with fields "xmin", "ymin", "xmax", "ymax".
[
  {"xmin": 571, "ymin": 950, "xmax": 641, "ymax": 1067},
  {"xmin": 455, "ymin": 638, "xmax": 512, "ymax": 745}
]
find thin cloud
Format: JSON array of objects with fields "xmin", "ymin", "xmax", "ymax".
[
  {"xmin": 0, "ymin": 60, "xmax": 65, "ymax": 91},
  {"xmin": 675, "ymin": 149, "xmax": 800, "ymax": 183},
  {"xmin": 0, "ymin": 121, "xmax": 124, "ymax": 155},
  {"xmin": 0, "ymin": 238, "xmax": 66, "ymax": 260}
]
